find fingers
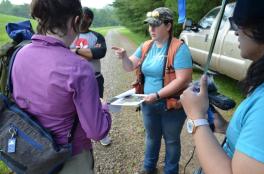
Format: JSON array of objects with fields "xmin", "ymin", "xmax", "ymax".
[
  {"xmin": 143, "ymin": 94, "xmax": 156, "ymax": 104},
  {"xmin": 111, "ymin": 46, "xmax": 121, "ymax": 51},
  {"xmin": 112, "ymin": 46, "xmax": 127, "ymax": 59},
  {"xmin": 199, "ymin": 74, "xmax": 208, "ymax": 96},
  {"xmin": 112, "ymin": 46, "xmax": 126, "ymax": 53},
  {"xmin": 183, "ymin": 85, "xmax": 195, "ymax": 95},
  {"xmin": 180, "ymin": 85, "xmax": 190, "ymax": 99}
]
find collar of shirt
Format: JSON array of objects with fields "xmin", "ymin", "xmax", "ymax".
[{"xmin": 32, "ymin": 34, "xmax": 68, "ymax": 48}]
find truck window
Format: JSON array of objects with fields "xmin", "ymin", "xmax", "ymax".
[
  {"xmin": 223, "ymin": 3, "xmax": 235, "ymax": 21},
  {"xmin": 199, "ymin": 7, "xmax": 220, "ymax": 29},
  {"xmin": 224, "ymin": 3, "xmax": 236, "ymax": 30},
  {"xmin": 211, "ymin": 4, "xmax": 235, "ymax": 30}
]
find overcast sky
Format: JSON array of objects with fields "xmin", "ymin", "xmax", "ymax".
[{"xmin": 5, "ymin": 0, "xmax": 114, "ymax": 9}]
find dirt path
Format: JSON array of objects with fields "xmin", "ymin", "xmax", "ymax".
[{"xmin": 93, "ymin": 29, "xmax": 225, "ymax": 174}]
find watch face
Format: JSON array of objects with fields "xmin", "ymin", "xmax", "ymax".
[{"xmin": 186, "ymin": 119, "xmax": 194, "ymax": 134}]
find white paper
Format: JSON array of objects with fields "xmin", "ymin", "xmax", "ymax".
[
  {"xmin": 114, "ymin": 88, "xmax": 136, "ymax": 99},
  {"xmin": 110, "ymin": 94, "xmax": 146, "ymax": 106},
  {"xmin": 108, "ymin": 105, "xmax": 122, "ymax": 113},
  {"xmin": 109, "ymin": 88, "xmax": 147, "ymax": 106}
]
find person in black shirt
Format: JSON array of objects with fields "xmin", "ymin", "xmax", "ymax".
[{"xmin": 71, "ymin": 7, "xmax": 111, "ymax": 146}]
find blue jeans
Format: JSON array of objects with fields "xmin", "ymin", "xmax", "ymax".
[{"xmin": 141, "ymin": 101, "xmax": 186, "ymax": 174}]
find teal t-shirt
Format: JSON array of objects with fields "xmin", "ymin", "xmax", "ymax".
[
  {"xmin": 134, "ymin": 41, "xmax": 192, "ymax": 94},
  {"xmin": 223, "ymin": 83, "xmax": 264, "ymax": 163}
]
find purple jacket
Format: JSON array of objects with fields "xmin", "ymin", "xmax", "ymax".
[{"xmin": 12, "ymin": 35, "xmax": 111, "ymax": 155}]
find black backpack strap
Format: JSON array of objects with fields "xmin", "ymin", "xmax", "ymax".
[
  {"xmin": 162, "ymin": 36, "xmax": 172, "ymax": 87},
  {"xmin": 7, "ymin": 40, "xmax": 31, "ymax": 95},
  {"xmin": 67, "ymin": 116, "xmax": 79, "ymax": 143},
  {"xmin": 7, "ymin": 46, "xmax": 23, "ymax": 94}
]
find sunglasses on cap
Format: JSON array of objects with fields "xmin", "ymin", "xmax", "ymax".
[{"xmin": 146, "ymin": 11, "xmax": 160, "ymax": 19}]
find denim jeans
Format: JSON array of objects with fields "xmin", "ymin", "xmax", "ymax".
[{"xmin": 141, "ymin": 101, "xmax": 186, "ymax": 174}]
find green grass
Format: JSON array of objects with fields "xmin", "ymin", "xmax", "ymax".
[
  {"xmin": 118, "ymin": 27, "xmax": 245, "ymax": 119},
  {"xmin": 0, "ymin": 13, "xmax": 37, "ymax": 46},
  {"xmin": 192, "ymin": 69, "xmax": 245, "ymax": 117},
  {"xmin": 0, "ymin": 161, "xmax": 9, "ymax": 174},
  {"xmin": 117, "ymin": 27, "xmax": 149, "ymax": 45},
  {"xmin": 0, "ymin": 12, "xmax": 116, "ymax": 45}
]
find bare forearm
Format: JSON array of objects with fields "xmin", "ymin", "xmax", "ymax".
[
  {"xmin": 112, "ymin": 46, "xmax": 137, "ymax": 71},
  {"xmin": 194, "ymin": 126, "xmax": 232, "ymax": 174},
  {"xmin": 158, "ymin": 78, "xmax": 190, "ymax": 98},
  {"xmin": 77, "ymin": 48, "xmax": 93, "ymax": 60},
  {"xmin": 122, "ymin": 55, "xmax": 135, "ymax": 72}
]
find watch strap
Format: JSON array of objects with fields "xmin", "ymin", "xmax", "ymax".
[
  {"xmin": 193, "ymin": 119, "xmax": 209, "ymax": 127},
  {"xmin": 155, "ymin": 92, "xmax": 160, "ymax": 100},
  {"xmin": 75, "ymin": 48, "xmax": 80, "ymax": 55}
]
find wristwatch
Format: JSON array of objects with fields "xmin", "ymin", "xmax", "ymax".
[
  {"xmin": 75, "ymin": 48, "xmax": 80, "ymax": 55},
  {"xmin": 155, "ymin": 92, "xmax": 160, "ymax": 100},
  {"xmin": 186, "ymin": 118, "xmax": 209, "ymax": 134}
]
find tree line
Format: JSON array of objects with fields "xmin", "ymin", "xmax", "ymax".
[
  {"xmin": 113, "ymin": 0, "xmax": 235, "ymax": 36},
  {"xmin": 0, "ymin": 0, "xmax": 120, "ymax": 27},
  {"xmin": 91, "ymin": 7, "xmax": 120, "ymax": 27},
  {"xmin": 0, "ymin": 0, "xmax": 30, "ymax": 18},
  {"xmin": 1, "ymin": 0, "xmax": 236, "ymax": 35}
]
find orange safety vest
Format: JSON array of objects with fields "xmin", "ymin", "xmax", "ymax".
[{"xmin": 133, "ymin": 37, "xmax": 185, "ymax": 110}]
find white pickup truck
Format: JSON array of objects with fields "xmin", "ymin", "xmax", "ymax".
[{"xmin": 180, "ymin": 3, "xmax": 252, "ymax": 81}]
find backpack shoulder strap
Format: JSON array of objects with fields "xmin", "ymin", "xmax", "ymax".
[
  {"xmin": 167, "ymin": 37, "xmax": 183, "ymax": 68},
  {"xmin": 140, "ymin": 40, "xmax": 154, "ymax": 61},
  {"xmin": 133, "ymin": 40, "xmax": 153, "ymax": 94},
  {"xmin": 67, "ymin": 116, "xmax": 79, "ymax": 143},
  {"xmin": 7, "ymin": 40, "xmax": 31, "ymax": 94},
  {"xmin": 0, "ymin": 42, "xmax": 16, "ymax": 58}
]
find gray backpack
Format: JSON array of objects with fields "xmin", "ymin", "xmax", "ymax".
[{"xmin": 0, "ymin": 93, "xmax": 77, "ymax": 174}]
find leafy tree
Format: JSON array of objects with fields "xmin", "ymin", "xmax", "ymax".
[
  {"xmin": 0, "ymin": 1, "xmax": 120, "ymax": 27},
  {"xmin": 113, "ymin": 0, "xmax": 235, "ymax": 36},
  {"xmin": 0, "ymin": 0, "xmax": 30, "ymax": 18},
  {"xmin": 92, "ymin": 7, "xmax": 121, "ymax": 27},
  {"xmin": 0, "ymin": 0, "xmax": 12, "ymax": 14}
]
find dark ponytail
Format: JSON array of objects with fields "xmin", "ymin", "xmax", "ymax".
[{"xmin": 241, "ymin": 56, "xmax": 264, "ymax": 94}]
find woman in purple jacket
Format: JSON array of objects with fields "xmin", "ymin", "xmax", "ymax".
[{"xmin": 11, "ymin": 0, "xmax": 111, "ymax": 173}]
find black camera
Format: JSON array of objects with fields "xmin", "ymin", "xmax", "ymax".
[{"xmin": 193, "ymin": 75, "xmax": 236, "ymax": 110}]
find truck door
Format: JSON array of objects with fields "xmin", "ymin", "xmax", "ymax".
[
  {"xmin": 218, "ymin": 3, "xmax": 252, "ymax": 80},
  {"xmin": 206, "ymin": 5, "xmax": 234, "ymax": 71}
]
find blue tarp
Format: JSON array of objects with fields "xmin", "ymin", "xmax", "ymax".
[
  {"xmin": 178, "ymin": 0, "xmax": 186, "ymax": 24},
  {"xmin": 6, "ymin": 20, "xmax": 33, "ymax": 43}
]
